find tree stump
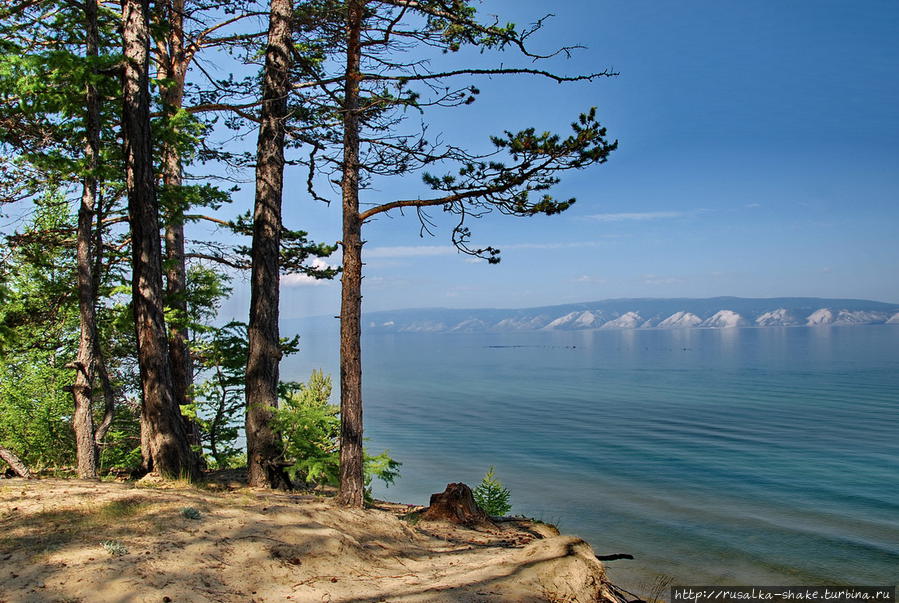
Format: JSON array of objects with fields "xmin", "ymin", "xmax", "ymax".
[
  {"xmin": 422, "ymin": 482, "xmax": 490, "ymax": 525},
  {"xmin": 0, "ymin": 445, "xmax": 32, "ymax": 479}
]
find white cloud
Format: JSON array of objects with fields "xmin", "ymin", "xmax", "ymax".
[
  {"xmin": 365, "ymin": 238, "xmax": 623, "ymax": 261},
  {"xmin": 364, "ymin": 239, "xmax": 618, "ymax": 261},
  {"xmin": 587, "ymin": 211, "xmax": 685, "ymax": 222},
  {"xmin": 281, "ymin": 258, "xmax": 337, "ymax": 287},
  {"xmin": 365, "ymin": 245, "xmax": 457, "ymax": 258},
  {"xmin": 574, "ymin": 275, "xmax": 606, "ymax": 284}
]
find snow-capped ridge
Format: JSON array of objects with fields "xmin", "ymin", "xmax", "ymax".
[
  {"xmin": 543, "ymin": 311, "xmax": 580, "ymax": 329},
  {"xmin": 450, "ymin": 319, "xmax": 488, "ymax": 332},
  {"xmin": 495, "ymin": 316, "xmax": 550, "ymax": 330},
  {"xmin": 833, "ymin": 310, "xmax": 888, "ymax": 325},
  {"xmin": 806, "ymin": 308, "xmax": 834, "ymax": 326},
  {"xmin": 601, "ymin": 312, "xmax": 642, "ymax": 329},
  {"xmin": 658, "ymin": 311, "xmax": 703, "ymax": 329},
  {"xmin": 702, "ymin": 310, "xmax": 747, "ymax": 328},
  {"xmin": 755, "ymin": 308, "xmax": 800, "ymax": 327},
  {"xmin": 354, "ymin": 297, "xmax": 899, "ymax": 334},
  {"xmin": 544, "ymin": 310, "xmax": 597, "ymax": 330}
]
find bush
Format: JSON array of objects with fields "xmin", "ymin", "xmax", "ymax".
[
  {"xmin": 272, "ymin": 370, "xmax": 400, "ymax": 490},
  {"xmin": 0, "ymin": 353, "xmax": 76, "ymax": 470},
  {"xmin": 473, "ymin": 466, "xmax": 511, "ymax": 516}
]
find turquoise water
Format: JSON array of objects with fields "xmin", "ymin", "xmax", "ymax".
[{"xmin": 282, "ymin": 325, "xmax": 899, "ymax": 589}]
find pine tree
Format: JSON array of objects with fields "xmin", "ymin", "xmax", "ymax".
[
  {"xmin": 122, "ymin": 0, "xmax": 197, "ymax": 478},
  {"xmin": 293, "ymin": 0, "xmax": 616, "ymax": 507},
  {"xmin": 245, "ymin": 0, "xmax": 296, "ymax": 489},
  {"xmin": 0, "ymin": 0, "xmax": 123, "ymax": 478}
]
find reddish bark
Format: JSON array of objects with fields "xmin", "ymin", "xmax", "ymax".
[
  {"xmin": 336, "ymin": 0, "xmax": 365, "ymax": 508},
  {"xmin": 245, "ymin": 0, "xmax": 294, "ymax": 490},
  {"xmin": 122, "ymin": 0, "xmax": 197, "ymax": 479}
]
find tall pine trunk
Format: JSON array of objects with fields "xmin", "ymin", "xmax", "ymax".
[
  {"xmin": 337, "ymin": 0, "xmax": 365, "ymax": 508},
  {"xmin": 245, "ymin": 0, "xmax": 293, "ymax": 489},
  {"xmin": 71, "ymin": 0, "xmax": 102, "ymax": 480},
  {"xmin": 158, "ymin": 0, "xmax": 203, "ymax": 464},
  {"xmin": 122, "ymin": 0, "xmax": 197, "ymax": 479},
  {"xmin": 93, "ymin": 189, "xmax": 117, "ymax": 446}
]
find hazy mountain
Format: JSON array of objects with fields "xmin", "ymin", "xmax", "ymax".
[{"xmin": 346, "ymin": 297, "xmax": 899, "ymax": 334}]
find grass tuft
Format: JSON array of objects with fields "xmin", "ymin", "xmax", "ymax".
[
  {"xmin": 101, "ymin": 540, "xmax": 128, "ymax": 556},
  {"xmin": 99, "ymin": 497, "xmax": 148, "ymax": 520}
]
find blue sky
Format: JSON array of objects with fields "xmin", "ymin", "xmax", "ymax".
[{"xmin": 221, "ymin": 0, "xmax": 899, "ymax": 319}]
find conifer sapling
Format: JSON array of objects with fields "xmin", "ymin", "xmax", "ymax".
[{"xmin": 473, "ymin": 466, "xmax": 512, "ymax": 516}]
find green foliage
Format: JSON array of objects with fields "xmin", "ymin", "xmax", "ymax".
[
  {"xmin": 0, "ymin": 197, "xmax": 138, "ymax": 474},
  {"xmin": 101, "ymin": 540, "xmax": 128, "ymax": 556},
  {"xmin": 228, "ymin": 211, "xmax": 339, "ymax": 276},
  {"xmin": 0, "ymin": 352, "xmax": 76, "ymax": 470},
  {"xmin": 272, "ymin": 370, "xmax": 340, "ymax": 485},
  {"xmin": 180, "ymin": 506, "xmax": 201, "ymax": 520},
  {"xmin": 189, "ymin": 321, "xmax": 248, "ymax": 468},
  {"xmin": 473, "ymin": 466, "xmax": 511, "ymax": 517},
  {"xmin": 96, "ymin": 404, "xmax": 142, "ymax": 472},
  {"xmin": 273, "ymin": 370, "xmax": 400, "ymax": 490},
  {"xmin": 0, "ymin": 197, "xmax": 77, "ymax": 469},
  {"xmin": 0, "ymin": 0, "xmax": 124, "ymax": 204}
]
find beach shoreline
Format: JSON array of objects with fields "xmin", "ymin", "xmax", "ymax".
[{"xmin": 0, "ymin": 476, "xmax": 633, "ymax": 602}]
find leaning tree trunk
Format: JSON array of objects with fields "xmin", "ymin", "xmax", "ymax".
[
  {"xmin": 122, "ymin": 0, "xmax": 197, "ymax": 479},
  {"xmin": 336, "ymin": 0, "xmax": 365, "ymax": 508},
  {"xmin": 0, "ymin": 446, "xmax": 31, "ymax": 479},
  {"xmin": 245, "ymin": 0, "xmax": 293, "ymax": 490},
  {"xmin": 70, "ymin": 0, "xmax": 102, "ymax": 480}
]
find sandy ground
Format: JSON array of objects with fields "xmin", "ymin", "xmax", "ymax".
[{"xmin": 0, "ymin": 476, "xmax": 625, "ymax": 602}]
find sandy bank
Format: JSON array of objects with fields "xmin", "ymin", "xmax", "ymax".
[{"xmin": 0, "ymin": 477, "xmax": 629, "ymax": 602}]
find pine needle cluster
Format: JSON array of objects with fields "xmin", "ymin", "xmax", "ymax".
[{"xmin": 473, "ymin": 466, "xmax": 511, "ymax": 517}]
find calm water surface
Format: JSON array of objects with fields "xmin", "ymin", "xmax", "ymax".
[{"xmin": 282, "ymin": 325, "xmax": 899, "ymax": 589}]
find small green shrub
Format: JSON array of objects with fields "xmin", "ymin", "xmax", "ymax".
[
  {"xmin": 101, "ymin": 540, "xmax": 128, "ymax": 556},
  {"xmin": 180, "ymin": 506, "xmax": 201, "ymax": 520},
  {"xmin": 473, "ymin": 466, "xmax": 511, "ymax": 516},
  {"xmin": 272, "ymin": 370, "xmax": 400, "ymax": 490}
]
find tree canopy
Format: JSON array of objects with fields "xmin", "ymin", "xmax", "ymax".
[{"xmin": 0, "ymin": 0, "xmax": 615, "ymax": 501}]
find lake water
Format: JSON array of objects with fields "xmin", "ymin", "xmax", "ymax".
[{"xmin": 281, "ymin": 324, "xmax": 899, "ymax": 590}]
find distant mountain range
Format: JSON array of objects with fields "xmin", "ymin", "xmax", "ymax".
[{"xmin": 355, "ymin": 297, "xmax": 899, "ymax": 333}]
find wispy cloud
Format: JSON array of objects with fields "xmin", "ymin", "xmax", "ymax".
[
  {"xmin": 365, "ymin": 245, "xmax": 456, "ymax": 259},
  {"xmin": 281, "ymin": 258, "xmax": 338, "ymax": 287},
  {"xmin": 587, "ymin": 211, "xmax": 685, "ymax": 222},
  {"xmin": 574, "ymin": 275, "xmax": 606, "ymax": 284},
  {"xmin": 366, "ymin": 239, "xmax": 614, "ymax": 259}
]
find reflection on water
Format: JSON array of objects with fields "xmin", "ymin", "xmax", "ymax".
[{"xmin": 282, "ymin": 325, "xmax": 899, "ymax": 589}]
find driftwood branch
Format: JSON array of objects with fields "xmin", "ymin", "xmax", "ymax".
[
  {"xmin": 0, "ymin": 445, "xmax": 32, "ymax": 478},
  {"xmin": 595, "ymin": 553, "xmax": 634, "ymax": 561}
]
